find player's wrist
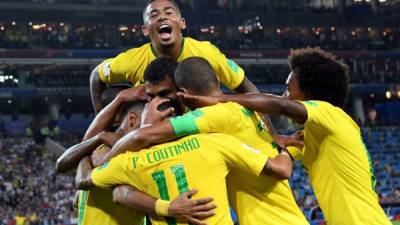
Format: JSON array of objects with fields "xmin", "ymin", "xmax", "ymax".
[
  {"xmin": 278, "ymin": 146, "xmax": 294, "ymax": 161},
  {"xmin": 155, "ymin": 199, "xmax": 171, "ymax": 217}
]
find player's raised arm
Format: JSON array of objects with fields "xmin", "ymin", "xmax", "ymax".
[
  {"xmin": 56, "ymin": 134, "xmax": 102, "ymax": 173},
  {"xmin": 90, "ymin": 65, "xmax": 107, "ymax": 114},
  {"xmin": 178, "ymin": 92, "xmax": 308, "ymax": 124},
  {"xmin": 94, "ymin": 121, "xmax": 176, "ymax": 167},
  {"xmin": 234, "ymin": 76, "xmax": 259, "ymax": 94},
  {"xmin": 84, "ymin": 86, "xmax": 146, "ymax": 141}
]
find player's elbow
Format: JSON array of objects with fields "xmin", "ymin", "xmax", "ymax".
[
  {"xmin": 55, "ymin": 157, "xmax": 67, "ymax": 173},
  {"xmin": 264, "ymin": 158, "xmax": 293, "ymax": 180},
  {"xmin": 275, "ymin": 166, "xmax": 292, "ymax": 180}
]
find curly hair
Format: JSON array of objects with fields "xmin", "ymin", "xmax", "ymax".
[
  {"xmin": 144, "ymin": 57, "xmax": 178, "ymax": 84},
  {"xmin": 289, "ymin": 47, "xmax": 349, "ymax": 107}
]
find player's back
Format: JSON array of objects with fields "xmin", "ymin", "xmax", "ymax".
[
  {"xmin": 170, "ymin": 102, "xmax": 309, "ymax": 225},
  {"xmin": 300, "ymin": 100, "xmax": 391, "ymax": 225},
  {"xmin": 93, "ymin": 133, "xmax": 268, "ymax": 225}
]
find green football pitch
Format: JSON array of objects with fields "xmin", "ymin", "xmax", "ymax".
[{"xmin": 392, "ymin": 221, "xmax": 400, "ymax": 225}]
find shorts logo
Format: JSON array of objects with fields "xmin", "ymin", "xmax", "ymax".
[{"xmin": 227, "ymin": 59, "xmax": 239, "ymax": 74}]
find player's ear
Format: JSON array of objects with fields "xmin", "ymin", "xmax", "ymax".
[
  {"xmin": 142, "ymin": 25, "xmax": 149, "ymax": 36},
  {"xmin": 179, "ymin": 17, "xmax": 187, "ymax": 30},
  {"xmin": 128, "ymin": 112, "xmax": 139, "ymax": 128}
]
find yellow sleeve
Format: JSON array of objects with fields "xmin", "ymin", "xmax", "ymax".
[
  {"xmin": 169, "ymin": 103, "xmax": 239, "ymax": 137},
  {"xmin": 287, "ymin": 146, "xmax": 304, "ymax": 161},
  {"xmin": 206, "ymin": 43, "xmax": 245, "ymax": 89},
  {"xmin": 91, "ymin": 154, "xmax": 131, "ymax": 189},
  {"xmin": 300, "ymin": 100, "xmax": 332, "ymax": 134},
  {"xmin": 98, "ymin": 48, "xmax": 143, "ymax": 85},
  {"xmin": 216, "ymin": 134, "xmax": 268, "ymax": 176}
]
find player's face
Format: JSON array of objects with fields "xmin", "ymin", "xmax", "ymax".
[
  {"xmin": 142, "ymin": 0, "xmax": 186, "ymax": 47},
  {"xmin": 145, "ymin": 77, "xmax": 178, "ymax": 102},
  {"xmin": 284, "ymin": 72, "xmax": 307, "ymax": 101}
]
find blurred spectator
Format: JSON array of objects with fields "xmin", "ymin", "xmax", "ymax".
[{"xmin": 0, "ymin": 22, "xmax": 399, "ymax": 51}]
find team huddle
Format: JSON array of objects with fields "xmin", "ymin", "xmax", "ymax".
[{"xmin": 56, "ymin": 0, "xmax": 392, "ymax": 224}]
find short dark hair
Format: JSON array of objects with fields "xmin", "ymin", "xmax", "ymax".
[
  {"xmin": 121, "ymin": 100, "xmax": 147, "ymax": 120},
  {"xmin": 289, "ymin": 47, "xmax": 349, "ymax": 107},
  {"xmin": 174, "ymin": 57, "xmax": 219, "ymax": 95},
  {"xmin": 143, "ymin": 0, "xmax": 181, "ymax": 23},
  {"xmin": 101, "ymin": 83, "xmax": 132, "ymax": 108},
  {"xmin": 144, "ymin": 57, "xmax": 178, "ymax": 84}
]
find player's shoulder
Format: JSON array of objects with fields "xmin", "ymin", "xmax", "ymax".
[
  {"xmin": 114, "ymin": 43, "xmax": 152, "ymax": 62},
  {"xmin": 185, "ymin": 37, "xmax": 219, "ymax": 52}
]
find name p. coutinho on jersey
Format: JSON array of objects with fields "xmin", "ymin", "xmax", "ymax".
[{"xmin": 132, "ymin": 138, "xmax": 201, "ymax": 168}]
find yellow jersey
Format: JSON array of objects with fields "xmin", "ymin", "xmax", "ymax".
[
  {"xmin": 300, "ymin": 100, "xmax": 391, "ymax": 225},
  {"xmin": 169, "ymin": 102, "xmax": 309, "ymax": 225},
  {"xmin": 15, "ymin": 216, "xmax": 26, "ymax": 225},
  {"xmin": 77, "ymin": 146, "xmax": 144, "ymax": 225},
  {"xmin": 99, "ymin": 37, "xmax": 244, "ymax": 89},
  {"xmin": 92, "ymin": 133, "xmax": 268, "ymax": 225}
]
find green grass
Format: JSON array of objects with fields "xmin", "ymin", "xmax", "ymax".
[{"xmin": 392, "ymin": 221, "xmax": 400, "ymax": 225}]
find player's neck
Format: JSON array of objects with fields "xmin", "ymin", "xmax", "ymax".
[{"xmin": 153, "ymin": 37, "xmax": 183, "ymax": 59}]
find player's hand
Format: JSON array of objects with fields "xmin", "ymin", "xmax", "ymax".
[
  {"xmin": 177, "ymin": 92, "xmax": 219, "ymax": 109},
  {"xmin": 91, "ymin": 145, "xmax": 110, "ymax": 167},
  {"xmin": 117, "ymin": 85, "xmax": 147, "ymax": 103},
  {"xmin": 141, "ymin": 97, "xmax": 174, "ymax": 126},
  {"xmin": 97, "ymin": 131, "xmax": 122, "ymax": 148},
  {"xmin": 272, "ymin": 130, "xmax": 304, "ymax": 148},
  {"xmin": 169, "ymin": 189, "xmax": 216, "ymax": 225}
]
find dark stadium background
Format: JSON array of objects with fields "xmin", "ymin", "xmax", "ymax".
[{"xmin": 0, "ymin": 0, "xmax": 399, "ymax": 224}]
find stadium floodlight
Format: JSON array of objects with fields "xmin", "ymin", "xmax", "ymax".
[{"xmin": 386, "ymin": 91, "xmax": 392, "ymax": 99}]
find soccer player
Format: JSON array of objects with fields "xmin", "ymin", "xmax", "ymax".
[
  {"xmin": 74, "ymin": 101, "xmax": 147, "ymax": 225},
  {"xmin": 177, "ymin": 48, "xmax": 392, "ymax": 225},
  {"xmin": 57, "ymin": 89, "xmax": 214, "ymax": 225},
  {"xmin": 90, "ymin": 0, "xmax": 259, "ymax": 115},
  {"xmin": 95, "ymin": 57, "xmax": 308, "ymax": 225},
  {"xmin": 76, "ymin": 130, "xmax": 295, "ymax": 225}
]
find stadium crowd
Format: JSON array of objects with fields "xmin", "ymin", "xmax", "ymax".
[
  {"xmin": 0, "ymin": 139, "xmax": 76, "ymax": 225},
  {"xmin": 0, "ymin": 22, "xmax": 399, "ymax": 51}
]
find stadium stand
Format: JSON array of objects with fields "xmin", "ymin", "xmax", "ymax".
[
  {"xmin": 0, "ymin": 0, "xmax": 399, "ymax": 224},
  {"xmin": 0, "ymin": 22, "xmax": 398, "ymax": 51},
  {"xmin": 0, "ymin": 138, "xmax": 76, "ymax": 225}
]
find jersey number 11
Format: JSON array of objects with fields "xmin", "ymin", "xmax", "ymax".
[{"xmin": 152, "ymin": 164, "xmax": 191, "ymax": 225}]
